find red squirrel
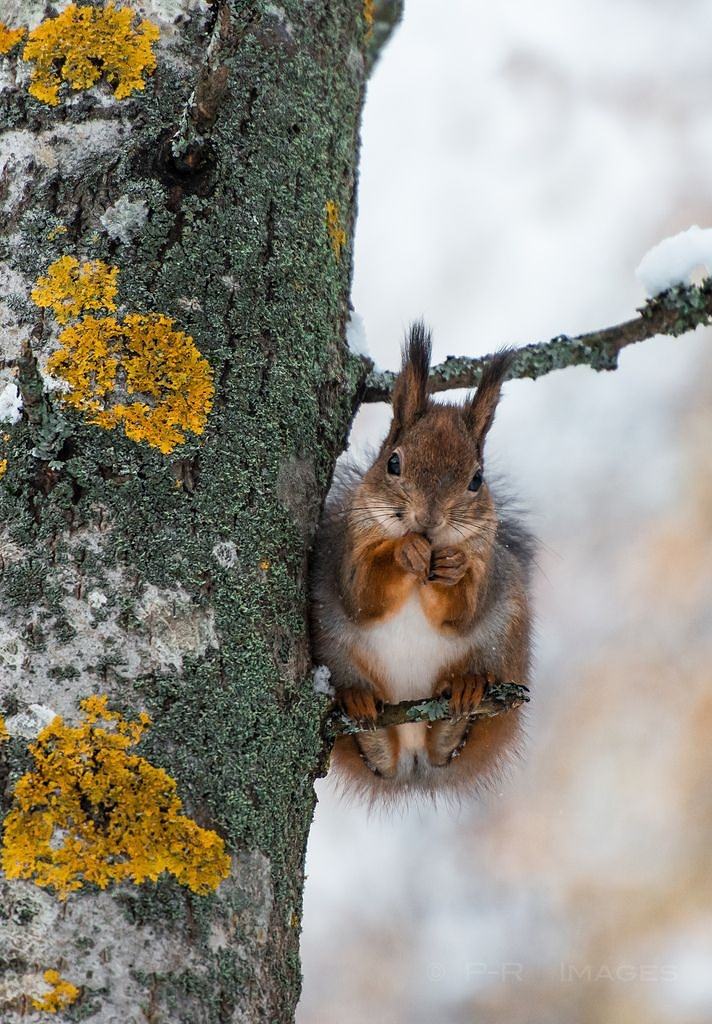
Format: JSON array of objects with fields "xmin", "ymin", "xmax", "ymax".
[{"xmin": 311, "ymin": 323, "xmax": 534, "ymax": 799}]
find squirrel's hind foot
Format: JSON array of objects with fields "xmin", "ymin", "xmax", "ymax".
[
  {"xmin": 338, "ymin": 686, "xmax": 382, "ymax": 728},
  {"xmin": 435, "ymin": 671, "xmax": 492, "ymax": 718}
]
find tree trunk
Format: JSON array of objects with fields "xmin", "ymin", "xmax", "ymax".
[{"xmin": 0, "ymin": 2, "xmax": 397, "ymax": 1020}]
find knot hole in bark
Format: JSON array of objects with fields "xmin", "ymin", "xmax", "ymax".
[{"xmin": 154, "ymin": 135, "xmax": 219, "ymax": 197}]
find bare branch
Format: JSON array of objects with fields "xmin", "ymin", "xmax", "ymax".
[
  {"xmin": 361, "ymin": 282, "xmax": 712, "ymax": 402},
  {"xmin": 324, "ymin": 682, "xmax": 529, "ymax": 739}
]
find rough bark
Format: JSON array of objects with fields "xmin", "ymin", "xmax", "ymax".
[{"xmin": 0, "ymin": 1, "xmax": 396, "ymax": 1021}]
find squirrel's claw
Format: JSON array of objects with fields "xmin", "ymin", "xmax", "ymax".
[
  {"xmin": 428, "ymin": 545, "xmax": 468, "ymax": 586},
  {"xmin": 395, "ymin": 532, "xmax": 432, "ymax": 580},
  {"xmin": 438, "ymin": 672, "xmax": 492, "ymax": 719},
  {"xmin": 339, "ymin": 687, "xmax": 380, "ymax": 728}
]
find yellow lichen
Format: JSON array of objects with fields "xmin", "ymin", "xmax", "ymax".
[
  {"xmin": 0, "ymin": 429, "xmax": 10, "ymax": 479},
  {"xmin": 363, "ymin": 0, "xmax": 374, "ymax": 34},
  {"xmin": 31, "ymin": 256, "xmax": 118, "ymax": 324},
  {"xmin": 1, "ymin": 695, "xmax": 231, "ymax": 899},
  {"xmin": 0, "ymin": 21, "xmax": 26, "ymax": 54},
  {"xmin": 47, "ymin": 224, "xmax": 68, "ymax": 241},
  {"xmin": 30, "ymin": 256, "xmax": 214, "ymax": 454},
  {"xmin": 0, "ymin": 714, "xmax": 8, "ymax": 742},
  {"xmin": 47, "ymin": 312, "xmax": 214, "ymax": 454},
  {"xmin": 23, "ymin": 2, "xmax": 159, "ymax": 106},
  {"xmin": 31, "ymin": 970, "xmax": 80, "ymax": 1014},
  {"xmin": 325, "ymin": 200, "xmax": 347, "ymax": 261}
]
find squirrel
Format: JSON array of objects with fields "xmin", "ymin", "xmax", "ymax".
[{"xmin": 310, "ymin": 322, "xmax": 534, "ymax": 800}]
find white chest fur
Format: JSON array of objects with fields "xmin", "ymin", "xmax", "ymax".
[{"xmin": 359, "ymin": 590, "xmax": 469, "ymax": 703}]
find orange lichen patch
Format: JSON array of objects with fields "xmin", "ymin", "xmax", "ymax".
[
  {"xmin": 23, "ymin": 2, "xmax": 159, "ymax": 106},
  {"xmin": 47, "ymin": 224, "xmax": 69, "ymax": 242},
  {"xmin": 31, "ymin": 257, "xmax": 214, "ymax": 453},
  {"xmin": 0, "ymin": 430, "xmax": 9, "ymax": 479},
  {"xmin": 0, "ymin": 21, "xmax": 26, "ymax": 54},
  {"xmin": 31, "ymin": 256, "xmax": 118, "ymax": 324},
  {"xmin": 1, "ymin": 695, "xmax": 231, "ymax": 899},
  {"xmin": 363, "ymin": 0, "xmax": 374, "ymax": 33},
  {"xmin": 325, "ymin": 199, "xmax": 347, "ymax": 261},
  {"xmin": 46, "ymin": 313, "xmax": 214, "ymax": 453},
  {"xmin": 0, "ymin": 715, "xmax": 8, "ymax": 742},
  {"xmin": 31, "ymin": 970, "xmax": 80, "ymax": 1014}
]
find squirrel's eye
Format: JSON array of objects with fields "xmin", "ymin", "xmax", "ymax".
[
  {"xmin": 387, "ymin": 452, "xmax": 401, "ymax": 476},
  {"xmin": 468, "ymin": 469, "xmax": 483, "ymax": 492}
]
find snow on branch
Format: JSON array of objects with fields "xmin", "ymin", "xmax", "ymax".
[
  {"xmin": 361, "ymin": 280, "xmax": 712, "ymax": 403},
  {"xmin": 635, "ymin": 225, "xmax": 712, "ymax": 297},
  {"xmin": 324, "ymin": 682, "xmax": 529, "ymax": 738}
]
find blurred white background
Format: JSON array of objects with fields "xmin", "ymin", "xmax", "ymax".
[{"xmin": 298, "ymin": 3, "xmax": 712, "ymax": 1021}]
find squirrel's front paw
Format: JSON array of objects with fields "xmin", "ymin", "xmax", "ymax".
[
  {"xmin": 395, "ymin": 533, "xmax": 432, "ymax": 581},
  {"xmin": 338, "ymin": 687, "xmax": 381, "ymax": 728},
  {"xmin": 428, "ymin": 545, "xmax": 468, "ymax": 586},
  {"xmin": 436, "ymin": 672, "xmax": 492, "ymax": 718}
]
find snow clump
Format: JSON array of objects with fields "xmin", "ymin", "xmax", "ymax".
[{"xmin": 636, "ymin": 225, "xmax": 712, "ymax": 297}]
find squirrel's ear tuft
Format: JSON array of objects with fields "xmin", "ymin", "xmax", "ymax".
[
  {"xmin": 465, "ymin": 348, "xmax": 515, "ymax": 453},
  {"xmin": 391, "ymin": 321, "xmax": 432, "ymax": 433}
]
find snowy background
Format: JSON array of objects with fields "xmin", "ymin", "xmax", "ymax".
[{"xmin": 298, "ymin": 3, "xmax": 712, "ymax": 1022}]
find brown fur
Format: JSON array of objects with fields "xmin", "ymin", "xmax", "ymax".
[{"xmin": 310, "ymin": 324, "xmax": 534, "ymax": 802}]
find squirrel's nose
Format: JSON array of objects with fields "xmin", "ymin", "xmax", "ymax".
[{"xmin": 415, "ymin": 514, "xmax": 445, "ymax": 533}]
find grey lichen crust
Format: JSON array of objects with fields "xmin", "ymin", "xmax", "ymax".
[
  {"xmin": 363, "ymin": 280, "xmax": 712, "ymax": 401},
  {"xmin": 0, "ymin": 0, "xmax": 381, "ymax": 1020}
]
